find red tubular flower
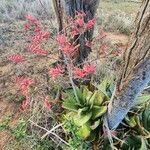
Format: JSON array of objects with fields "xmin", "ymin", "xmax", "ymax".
[
  {"xmin": 86, "ymin": 18, "xmax": 96, "ymax": 30},
  {"xmin": 75, "ymin": 18, "xmax": 85, "ymax": 27},
  {"xmin": 61, "ymin": 42, "xmax": 73, "ymax": 54},
  {"xmin": 25, "ymin": 14, "xmax": 38, "ymax": 23},
  {"xmin": 32, "ymin": 47, "xmax": 48, "ymax": 56},
  {"xmin": 34, "ymin": 26, "xmax": 42, "ymax": 33},
  {"xmin": 15, "ymin": 77, "xmax": 34, "ymax": 96},
  {"xmin": 49, "ymin": 65, "xmax": 64, "ymax": 78},
  {"xmin": 55, "ymin": 34, "xmax": 67, "ymax": 46},
  {"xmin": 41, "ymin": 31, "xmax": 51, "ymax": 40},
  {"xmin": 85, "ymin": 40, "xmax": 92, "ymax": 48},
  {"xmin": 44, "ymin": 96, "xmax": 52, "ymax": 109},
  {"xmin": 61, "ymin": 43, "xmax": 80, "ymax": 56},
  {"xmin": 7, "ymin": 54, "xmax": 25, "ymax": 63},
  {"xmin": 31, "ymin": 34, "xmax": 42, "ymax": 44},
  {"xmin": 21, "ymin": 97, "xmax": 30, "ymax": 111},
  {"xmin": 27, "ymin": 44, "xmax": 48, "ymax": 56},
  {"xmin": 24, "ymin": 23, "xmax": 31, "ymax": 31},
  {"xmin": 71, "ymin": 27, "xmax": 80, "ymax": 36},
  {"xmin": 73, "ymin": 64, "xmax": 96, "ymax": 79},
  {"xmin": 73, "ymin": 67, "xmax": 86, "ymax": 79},
  {"xmin": 76, "ymin": 11, "xmax": 86, "ymax": 18},
  {"xmin": 83, "ymin": 64, "xmax": 96, "ymax": 74}
]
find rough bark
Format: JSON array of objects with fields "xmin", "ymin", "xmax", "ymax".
[
  {"xmin": 52, "ymin": 0, "xmax": 64, "ymax": 31},
  {"xmin": 107, "ymin": 0, "xmax": 150, "ymax": 129},
  {"xmin": 64, "ymin": 0, "xmax": 100, "ymax": 64}
]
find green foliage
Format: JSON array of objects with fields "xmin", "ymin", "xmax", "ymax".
[
  {"xmin": 62, "ymin": 77, "xmax": 150, "ymax": 149},
  {"xmin": 0, "ymin": 117, "xmax": 27, "ymax": 141},
  {"xmin": 64, "ymin": 118, "xmax": 89, "ymax": 150},
  {"xmin": 135, "ymin": 94, "xmax": 150, "ymax": 106},
  {"xmin": 11, "ymin": 119, "xmax": 27, "ymax": 140},
  {"xmin": 141, "ymin": 106, "xmax": 150, "ymax": 132},
  {"xmin": 0, "ymin": 116, "xmax": 11, "ymax": 131},
  {"xmin": 121, "ymin": 136, "xmax": 148, "ymax": 150},
  {"xmin": 62, "ymin": 79, "xmax": 112, "ymax": 142}
]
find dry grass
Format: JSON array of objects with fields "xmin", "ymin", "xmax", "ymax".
[{"xmin": 0, "ymin": 0, "xmax": 54, "ymax": 22}]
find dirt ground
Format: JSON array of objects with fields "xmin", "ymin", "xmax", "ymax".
[{"xmin": 0, "ymin": 21, "xmax": 128, "ymax": 149}]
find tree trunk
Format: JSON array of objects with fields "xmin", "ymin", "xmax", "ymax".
[
  {"xmin": 52, "ymin": 0, "xmax": 64, "ymax": 31},
  {"xmin": 65, "ymin": 0, "xmax": 100, "ymax": 64},
  {"xmin": 106, "ymin": 0, "xmax": 150, "ymax": 129}
]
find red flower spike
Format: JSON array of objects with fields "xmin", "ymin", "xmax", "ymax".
[
  {"xmin": 24, "ymin": 23, "xmax": 31, "ymax": 31},
  {"xmin": 83, "ymin": 64, "xmax": 96, "ymax": 74},
  {"xmin": 85, "ymin": 40, "xmax": 92, "ymax": 48},
  {"xmin": 25, "ymin": 15, "xmax": 38, "ymax": 23},
  {"xmin": 86, "ymin": 18, "xmax": 96, "ymax": 30},
  {"xmin": 71, "ymin": 28, "xmax": 80, "ymax": 36},
  {"xmin": 27, "ymin": 44, "xmax": 48, "ymax": 56},
  {"xmin": 75, "ymin": 18, "xmax": 85, "ymax": 27},
  {"xmin": 15, "ymin": 77, "xmax": 34, "ymax": 96},
  {"xmin": 55, "ymin": 34, "xmax": 67, "ymax": 46},
  {"xmin": 76, "ymin": 11, "xmax": 86, "ymax": 18},
  {"xmin": 32, "ymin": 47, "xmax": 48, "ymax": 56},
  {"xmin": 21, "ymin": 97, "xmax": 30, "ymax": 111},
  {"xmin": 44, "ymin": 96, "xmax": 52, "ymax": 109},
  {"xmin": 73, "ymin": 67, "xmax": 86, "ymax": 79},
  {"xmin": 7, "ymin": 54, "xmax": 25, "ymax": 63},
  {"xmin": 34, "ymin": 26, "xmax": 42, "ymax": 33},
  {"xmin": 49, "ymin": 65, "xmax": 64, "ymax": 78},
  {"xmin": 61, "ymin": 43, "xmax": 72, "ymax": 54},
  {"xmin": 42, "ymin": 31, "xmax": 51, "ymax": 40}
]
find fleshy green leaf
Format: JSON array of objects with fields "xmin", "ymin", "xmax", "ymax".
[
  {"xmin": 77, "ymin": 124, "xmax": 91, "ymax": 139},
  {"xmin": 125, "ymin": 115, "xmax": 137, "ymax": 128},
  {"xmin": 88, "ymin": 91, "xmax": 97, "ymax": 107},
  {"xmin": 142, "ymin": 107, "xmax": 150, "ymax": 131},
  {"xmin": 92, "ymin": 106, "xmax": 107, "ymax": 119},
  {"xmin": 97, "ymin": 78, "xmax": 110, "ymax": 97},
  {"xmin": 86, "ymin": 91, "xmax": 93, "ymax": 102},
  {"xmin": 90, "ymin": 119, "xmax": 101, "ymax": 130},
  {"xmin": 75, "ymin": 86, "xmax": 84, "ymax": 104},
  {"xmin": 139, "ymin": 138, "xmax": 147, "ymax": 150},
  {"xmin": 82, "ymin": 86, "xmax": 89, "ymax": 101},
  {"xmin": 93, "ymin": 91, "xmax": 104, "ymax": 106},
  {"xmin": 62, "ymin": 98, "xmax": 78, "ymax": 112},
  {"xmin": 78, "ymin": 107, "xmax": 89, "ymax": 116},
  {"xmin": 135, "ymin": 95, "xmax": 150, "ymax": 106},
  {"xmin": 121, "ymin": 136, "xmax": 142, "ymax": 150},
  {"xmin": 74, "ymin": 112, "xmax": 92, "ymax": 126}
]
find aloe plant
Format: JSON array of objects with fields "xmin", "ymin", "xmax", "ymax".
[{"xmin": 63, "ymin": 85, "xmax": 108, "ymax": 140}]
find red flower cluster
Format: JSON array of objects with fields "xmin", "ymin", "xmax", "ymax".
[
  {"xmin": 44, "ymin": 96, "xmax": 52, "ymax": 109},
  {"xmin": 85, "ymin": 40, "xmax": 92, "ymax": 48},
  {"xmin": 21, "ymin": 97, "xmax": 30, "ymax": 111},
  {"xmin": 74, "ymin": 64, "xmax": 96, "ymax": 78},
  {"xmin": 15, "ymin": 77, "xmax": 34, "ymax": 96},
  {"xmin": 27, "ymin": 44, "xmax": 48, "ymax": 56},
  {"xmin": 14, "ymin": 76, "xmax": 34, "ymax": 111},
  {"xmin": 7, "ymin": 54, "xmax": 25, "ymax": 63},
  {"xmin": 70, "ymin": 11, "xmax": 96, "ymax": 37},
  {"xmin": 49, "ymin": 64, "xmax": 64, "ymax": 78},
  {"xmin": 86, "ymin": 18, "xmax": 96, "ymax": 30},
  {"xmin": 55, "ymin": 34, "xmax": 80, "ymax": 55},
  {"xmin": 25, "ymin": 15, "xmax": 50, "ymax": 56}
]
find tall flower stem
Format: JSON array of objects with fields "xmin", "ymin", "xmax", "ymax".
[{"xmin": 64, "ymin": 55, "xmax": 80, "ymax": 104}]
